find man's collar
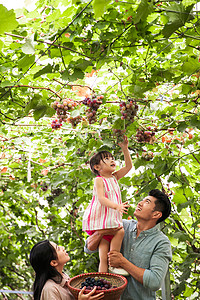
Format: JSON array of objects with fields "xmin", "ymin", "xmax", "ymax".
[{"xmin": 134, "ymin": 221, "xmax": 160, "ymax": 234}]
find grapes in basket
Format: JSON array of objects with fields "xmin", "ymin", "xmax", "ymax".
[{"xmin": 81, "ymin": 277, "xmax": 117, "ymax": 291}]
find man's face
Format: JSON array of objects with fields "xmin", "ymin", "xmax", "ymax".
[{"xmin": 134, "ymin": 195, "xmax": 158, "ymax": 221}]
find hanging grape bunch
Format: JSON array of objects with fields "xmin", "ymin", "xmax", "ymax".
[
  {"xmin": 51, "ymin": 119, "xmax": 62, "ymax": 130},
  {"xmin": 51, "ymin": 99, "xmax": 78, "ymax": 129},
  {"xmin": 136, "ymin": 127, "xmax": 155, "ymax": 143},
  {"xmin": 40, "ymin": 182, "xmax": 48, "ymax": 192},
  {"xmin": 112, "ymin": 129, "xmax": 126, "ymax": 143},
  {"xmin": 141, "ymin": 151, "xmax": 154, "ymax": 161},
  {"xmin": 82, "ymin": 94, "xmax": 103, "ymax": 124},
  {"xmin": 67, "ymin": 115, "xmax": 82, "ymax": 128},
  {"xmin": 120, "ymin": 99, "xmax": 138, "ymax": 123}
]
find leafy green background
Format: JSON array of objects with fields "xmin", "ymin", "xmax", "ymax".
[{"xmin": 0, "ymin": 0, "xmax": 200, "ymax": 299}]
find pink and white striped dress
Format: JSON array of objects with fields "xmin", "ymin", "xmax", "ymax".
[{"xmin": 82, "ymin": 176, "xmax": 123, "ymax": 231}]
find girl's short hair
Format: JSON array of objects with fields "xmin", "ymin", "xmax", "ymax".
[{"xmin": 90, "ymin": 151, "xmax": 114, "ymax": 175}]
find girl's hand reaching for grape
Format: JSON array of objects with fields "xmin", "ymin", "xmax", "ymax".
[{"xmin": 115, "ymin": 201, "xmax": 130, "ymax": 215}]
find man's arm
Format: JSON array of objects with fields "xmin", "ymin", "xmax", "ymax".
[
  {"xmin": 86, "ymin": 227, "xmax": 123, "ymax": 251},
  {"xmin": 108, "ymin": 238, "xmax": 172, "ymax": 291}
]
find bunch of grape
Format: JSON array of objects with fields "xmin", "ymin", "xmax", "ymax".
[
  {"xmin": 80, "ymin": 277, "xmax": 115, "ymax": 291},
  {"xmin": 52, "ymin": 188, "xmax": 63, "ymax": 197},
  {"xmin": 40, "ymin": 182, "xmax": 48, "ymax": 191},
  {"xmin": 82, "ymin": 95, "xmax": 104, "ymax": 124},
  {"xmin": 112, "ymin": 129, "xmax": 126, "ymax": 143},
  {"xmin": 51, "ymin": 99, "xmax": 78, "ymax": 123},
  {"xmin": 51, "ymin": 119, "xmax": 62, "ymax": 130},
  {"xmin": 136, "ymin": 128, "xmax": 155, "ymax": 143},
  {"xmin": 141, "ymin": 151, "xmax": 154, "ymax": 161},
  {"xmin": 120, "ymin": 99, "xmax": 138, "ymax": 122},
  {"xmin": 67, "ymin": 116, "xmax": 82, "ymax": 128}
]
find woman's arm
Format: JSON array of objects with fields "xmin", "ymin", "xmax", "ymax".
[
  {"xmin": 113, "ymin": 136, "xmax": 132, "ymax": 180},
  {"xmin": 95, "ymin": 177, "xmax": 129, "ymax": 214}
]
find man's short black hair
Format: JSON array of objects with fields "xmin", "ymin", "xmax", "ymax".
[
  {"xmin": 149, "ymin": 189, "xmax": 171, "ymax": 224},
  {"xmin": 90, "ymin": 151, "xmax": 114, "ymax": 175}
]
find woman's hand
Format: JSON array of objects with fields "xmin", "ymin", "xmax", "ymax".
[{"xmin": 78, "ymin": 286, "xmax": 104, "ymax": 299}]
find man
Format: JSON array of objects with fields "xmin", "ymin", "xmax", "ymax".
[{"xmin": 84, "ymin": 189, "xmax": 172, "ymax": 300}]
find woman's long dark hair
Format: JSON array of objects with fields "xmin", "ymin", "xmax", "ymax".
[{"xmin": 30, "ymin": 240, "xmax": 62, "ymax": 300}]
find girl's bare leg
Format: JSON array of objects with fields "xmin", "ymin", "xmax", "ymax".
[
  {"xmin": 109, "ymin": 227, "xmax": 129, "ymax": 275},
  {"xmin": 98, "ymin": 238, "xmax": 110, "ymax": 272},
  {"xmin": 110, "ymin": 227, "xmax": 124, "ymax": 252}
]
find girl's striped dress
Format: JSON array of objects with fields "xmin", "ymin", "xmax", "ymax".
[{"xmin": 82, "ymin": 175, "xmax": 123, "ymax": 231}]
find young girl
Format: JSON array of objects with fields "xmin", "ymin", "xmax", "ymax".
[{"xmin": 82, "ymin": 136, "xmax": 132, "ymax": 274}]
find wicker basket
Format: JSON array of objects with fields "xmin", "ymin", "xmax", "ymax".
[{"xmin": 67, "ymin": 272, "xmax": 127, "ymax": 300}]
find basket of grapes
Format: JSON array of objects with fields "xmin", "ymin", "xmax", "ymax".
[{"xmin": 67, "ymin": 272, "xmax": 127, "ymax": 300}]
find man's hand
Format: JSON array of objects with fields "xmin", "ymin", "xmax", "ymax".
[
  {"xmin": 87, "ymin": 227, "xmax": 123, "ymax": 251},
  {"xmin": 108, "ymin": 250, "xmax": 124, "ymax": 268},
  {"xmin": 108, "ymin": 250, "xmax": 145, "ymax": 285}
]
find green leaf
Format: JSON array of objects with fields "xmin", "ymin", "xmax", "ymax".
[
  {"xmin": 33, "ymin": 64, "xmax": 53, "ymax": 78},
  {"xmin": 76, "ymin": 59, "xmax": 93, "ymax": 71},
  {"xmin": 93, "ymin": 0, "xmax": 111, "ymax": 19},
  {"xmin": 139, "ymin": 181, "xmax": 158, "ymax": 194},
  {"xmin": 173, "ymin": 189, "xmax": 186, "ymax": 204},
  {"xmin": 62, "ymin": 68, "xmax": 84, "ymax": 81},
  {"xmin": 18, "ymin": 55, "xmax": 35, "ymax": 71},
  {"xmin": 33, "ymin": 105, "xmax": 48, "ymax": 121},
  {"xmin": 182, "ymin": 0, "xmax": 197, "ymax": 7},
  {"xmin": 189, "ymin": 115, "xmax": 200, "ymax": 129},
  {"xmin": 0, "ymin": 40, "xmax": 4, "ymax": 50},
  {"xmin": 162, "ymin": 21, "xmax": 183, "ymax": 38},
  {"xmin": 21, "ymin": 38, "xmax": 35, "ymax": 55},
  {"xmin": 134, "ymin": 0, "xmax": 154, "ymax": 23},
  {"xmin": 0, "ymin": 5, "xmax": 18, "ymax": 34},
  {"xmin": 162, "ymin": 3, "xmax": 194, "ymax": 38},
  {"xmin": 25, "ymin": 94, "xmax": 40, "ymax": 114},
  {"xmin": 182, "ymin": 58, "xmax": 200, "ymax": 75},
  {"xmin": 177, "ymin": 121, "xmax": 188, "ymax": 132}
]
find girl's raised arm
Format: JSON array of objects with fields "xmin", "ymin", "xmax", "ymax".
[{"xmin": 113, "ymin": 136, "xmax": 132, "ymax": 180}]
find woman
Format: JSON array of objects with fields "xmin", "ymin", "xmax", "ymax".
[{"xmin": 30, "ymin": 240, "xmax": 104, "ymax": 300}]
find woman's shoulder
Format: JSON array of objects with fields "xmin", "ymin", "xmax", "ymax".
[
  {"xmin": 41, "ymin": 278, "xmax": 74, "ymax": 300},
  {"xmin": 41, "ymin": 279, "xmax": 60, "ymax": 299},
  {"xmin": 42, "ymin": 279, "xmax": 59, "ymax": 291}
]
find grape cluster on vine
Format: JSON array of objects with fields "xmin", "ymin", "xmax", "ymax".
[
  {"xmin": 141, "ymin": 151, "xmax": 154, "ymax": 161},
  {"xmin": 119, "ymin": 99, "xmax": 138, "ymax": 122},
  {"xmin": 40, "ymin": 182, "xmax": 48, "ymax": 191},
  {"xmin": 51, "ymin": 119, "xmax": 62, "ymax": 129},
  {"xmin": 112, "ymin": 129, "xmax": 126, "ymax": 143},
  {"xmin": 67, "ymin": 116, "xmax": 82, "ymax": 128},
  {"xmin": 47, "ymin": 188, "xmax": 63, "ymax": 205},
  {"xmin": 136, "ymin": 127, "xmax": 155, "ymax": 143},
  {"xmin": 51, "ymin": 99, "xmax": 78, "ymax": 129},
  {"xmin": 82, "ymin": 95, "xmax": 103, "ymax": 124}
]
